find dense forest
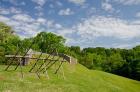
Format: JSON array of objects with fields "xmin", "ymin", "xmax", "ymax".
[
  {"xmin": 0, "ymin": 22, "xmax": 140, "ymax": 81},
  {"xmin": 69, "ymin": 46, "xmax": 140, "ymax": 81}
]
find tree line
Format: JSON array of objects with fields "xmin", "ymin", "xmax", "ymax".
[
  {"xmin": 0, "ymin": 22, "xmax": 140, "ymax": 81},
  {"xmin": 68, "ymin": 46, "xmax": 140, "ymax": 81}
]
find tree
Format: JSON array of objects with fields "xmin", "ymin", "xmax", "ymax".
[
  {"xmin": 92, "ymin": 53, "xmax": 104, "ymax": 70},
  {"xmin": 0, "ymin": 22, "xmax": 20, "ymax": 64},
  {"xmin": 133, "ymin": 45, "xmax": 140, "ymax": 60},
  {"xmin": 33, "ymin": 32, "xmax": 66, "ymax": 53},
  {"xmin": 0, "ymin": 46, "xmax": 5, "ymax": 64},
  {"xmin": 0, "ymin": 22, "xmax": 14, "ymax": 43},
  {"xmin": 69, "ymin": 46, "xmax": 81, "ymax": 54},
  {"xmin": 104, "ymin": 53, "xmax": 125, "ymax": 72},
  {"xmin": 79, "ymin": 53, "xmax": 93, "ymax": 68}
]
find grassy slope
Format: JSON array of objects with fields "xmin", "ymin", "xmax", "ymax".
[{"xmin": 0, "ymin": 62, "xmax": 140, "ymax": 92}]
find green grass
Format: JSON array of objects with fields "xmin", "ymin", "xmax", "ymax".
[{"xmin": 0, "ymin": 62, "xmax": 140, "ymax": 92}]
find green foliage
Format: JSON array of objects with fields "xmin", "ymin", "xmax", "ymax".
[
  {"xmin": 0, "ymin": 22, "xmax": 21, "ymax": 64},
  {"xmin": 0, "ymin": 22, "xmax": 13, "ymax": 43},
  {"xmin": 70, "ymin": 47, "xmax": 140, "ymax": 81},
  {"xmin": 69, "ymin": 46, "xmax": 81, "ymax": 54},
  {"xmin": 0, "ymin": 46, "xmax": 5, "ymax": 64},
  {"xmin": 33, "ymin": 32, "xmax": 66, "ymax": 53},
  {"xmin": 80, "ymin": 53, "xmax": 94, "ymax": 68},
  {"xmin": 104, "ymin": 53, "xmax": 125, "ymax": 72}
]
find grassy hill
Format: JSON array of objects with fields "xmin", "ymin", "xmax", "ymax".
[{"xmin": 0, "ymin": 62, "xmax": 140, "ymax": 92}]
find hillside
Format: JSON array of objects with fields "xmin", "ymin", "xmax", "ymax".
[{"xmin": 0, "ymin": 62, "xmax": 140, "ymax": 92}]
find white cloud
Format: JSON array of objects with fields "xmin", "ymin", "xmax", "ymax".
[
  {"xmin": 12, "ymin": 14, "xmax": 34, "ymax": 23},
  {"xmin": 86, "ymin": 7, "xmax": 96, "ymax": 16},
  {"xmin": 32, "ymin": 0, "xmax": 47, "ymax": 6},
  {"xmin": 54, "ymin": 16, "xmax": 140, "ymax": 47},
  {"xmin": 46, "ymin": 20, "xmax": 54, "ymax": 28},
  {"xmin": 136, "ymin": 12, "xmax": 140, "ymax": 18},
  {"xmin": 0, "ymin": 9, "xmax": 9, "ymax": 15},
  {"xmin": 115, "ymin": 44, "xmax": 132, "ymax": 48},
  {"xmin": 33, "ymin": 0, "xmax": 46, "ymax": 16},
  {"xmin": 58, "ymin": 8, "xmax": 74, "ymax": 15},
  {"xmin": 132, "ymin": 20, "xmax": 140, "ymax": 25},
  {"xmin": 55, "ymin": 24, "xmax": 62, "ymax": 29},
  {"xmin": 114, "ymin": 42, "xmax": 140, "ymax": 48},
  {"xmin": 102, "ymin": 1, "xmax": 114, "ymax": 12},
  {"xmin": 37, "ymin": 17, "xmax": 46, "ymax": 24},
  {"xmin": 114, "ymin": 0, "xmax": 140, "ymax": 5},
  {"xmin": 2, "ymin": 0, "xmax": 26, "ymax": 6},
  {"xmin": 0, "ymin": 12, "xmax": 59, "ymax": 38},
  {"xmin": 55, "ymin": 28, "xmax": 76, "ymax": 45},
  {"xmin": 0, "ymin": 15, "xmax": 10, "ymax": 22},
  {"xmin": 0, "ymin": 7, "xmax": 22, "ymax": 15},
  {"xmin": 57, "ymin": 28, "xmax": 74, "ymax": 36},
  {"xmin": 75, "ymin": 16, "xmax": 140, "ymax": 40},
  {"xmin": 68, "ymin": 0, "xmax": 86, "ymax": 5},
  {"xmin": 36, "ymin": 12, "xmax": 44, "ymax": 16},
  {"xmin": 10, "ymin": 7, "xmax": 22, "ymax": 13},
  {"xmin": 35, "ymin": 6, "xmax": 43, "ymax": 11},
  {"xmin": 0, "ymin": 15, "xmax": 41, "ymax": 37},
  {"xmin": 1, "ymin": 12, "xmax": 140, "ymax": 48}
]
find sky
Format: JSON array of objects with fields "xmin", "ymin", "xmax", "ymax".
[{"xmin": 0, "ymin": 0, "xmax": 140, "ymax": 48}]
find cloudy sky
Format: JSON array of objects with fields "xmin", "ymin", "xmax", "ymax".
[{"xmin": 0, "ymin": 0, "xmax": 140, "ymax": 48}]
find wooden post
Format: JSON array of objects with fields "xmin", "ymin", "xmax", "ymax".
[
  {"xmin": 45, "ymin": 70, "xmax": 49, "ymax": 79},
  {"xmin": 19, "ymin": 59, "xmax": 24, "ymax": 78},
  {"xmin": 61, "ymin": 63, "xmax": 66, "ymax": 80}
]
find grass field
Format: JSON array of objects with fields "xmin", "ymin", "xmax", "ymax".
[{"xmin": 0, "ymin": 62, "xmax": 140, "ymax": 92}]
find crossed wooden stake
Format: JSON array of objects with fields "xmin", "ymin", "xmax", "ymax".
[{"xmin": 4, "ymin": 38, "xmax": 68, "ymax": 79}]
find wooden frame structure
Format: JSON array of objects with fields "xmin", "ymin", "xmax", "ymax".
[{"xmin": 4, "ymin": 38, "xmax": 68, "ymax": 79}]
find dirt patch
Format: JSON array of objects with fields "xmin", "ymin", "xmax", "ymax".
[{"xmin": 0, "ymin": 75, "xmax": 5, "ymax": 80}]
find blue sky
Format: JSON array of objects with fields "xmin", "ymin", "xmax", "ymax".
[{"xmin": 0, "ymin": 0, "xmax": 140, "ymax": 48}]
